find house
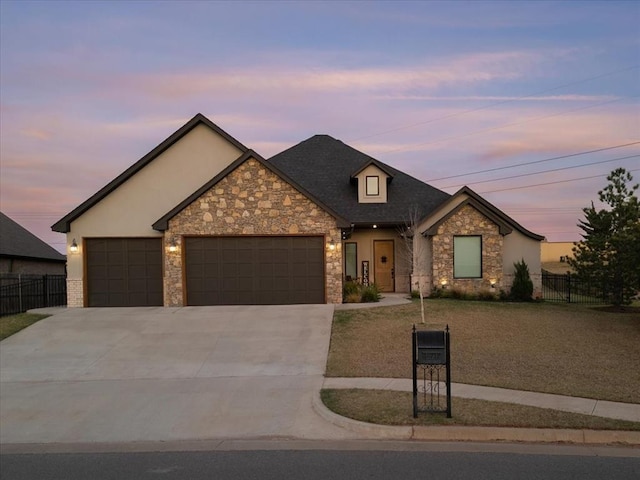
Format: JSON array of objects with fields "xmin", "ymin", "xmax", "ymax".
[
  {"xmin": 52, "ymin": 113, "xmax": 543, "ymax": 307},
  {"xmin": 1, "ymin": 212, "xmax": 66, "ymax": 278}
]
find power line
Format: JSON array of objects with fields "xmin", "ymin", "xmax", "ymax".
[
  {"xmin": 349, "ymin": 65, "xmax": 639, "ymax": 143},
  {"xmin": 425, "ymin": 141, "xmax": 640, "ymax": 182},
  {"xmin": 478, "ymin": 169, "xmax": 640, "ymax": 194},
  {"xmin": 381, "ymin": 95, "xmax": 638, "ymax": 154},
  {"xmin": 440, "ymin": 154, "xmax": 639, "ymax": 189}
]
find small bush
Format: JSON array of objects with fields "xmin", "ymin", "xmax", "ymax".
[
  {"xmin": 344, "ymin": 292, "xmax": 362, "ymax": 303},
  {"xmin": 343, "ymin": 281, "xmax": 361, "ymax": 299},
  {"xmin": 410, "ymin": 290, "xmax": 421, "ymax": 299},
  {"xmin": 510, "ymin": 259, "xmax": 534, "ymax": 301},
  {"xmin": 448, "ymin": 287, "xmax": 469, "ymax": 300},
  {"xmin": 361, "ymin": 284, "xmax": 381, "ymax": 303},
  {"xmin": 476, "ymin": 289, "xmax": 497, "ymax": 301}
]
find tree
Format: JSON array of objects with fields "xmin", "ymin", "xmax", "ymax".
[
  {"xmin": 398, "ymin": 206, "xmax": 427, "ymax": 324},
  {"xmin": 569, "ymin": 168, "xmax": 640, "ymax": 306},
  {"xmin": 510, "ymin": 259, "xmax": 533, "ymax": 301}
]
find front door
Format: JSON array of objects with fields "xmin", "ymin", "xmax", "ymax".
[{"xmin": 374, "ymin": 240, "xmax": 394, "ymax": 292}]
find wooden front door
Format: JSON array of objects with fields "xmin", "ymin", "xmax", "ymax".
[{"xmin": 374, "ymin": 240, "xmax": 394, "ymax": 292}]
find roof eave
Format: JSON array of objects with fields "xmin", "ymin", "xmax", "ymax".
[{"xmin": 52, "ymin": 113, "xmax": 248, "ymax": 233}]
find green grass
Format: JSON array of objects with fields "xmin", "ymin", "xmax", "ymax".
[
  {"xmin": 322, "ymin": 388, "xmax": 640, "ymax": 430},
  {"xmin": 326, "ymin": 299, "xmax": 640, "ymax": 403},
  {"xmin": 0, "ymin": 313, "xmax": 49, "ymax": 340}
]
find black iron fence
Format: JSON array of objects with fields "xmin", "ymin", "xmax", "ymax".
[
  {"xmin": 0, "ymin": 274, "xmax": 67, "ymax": 316},
  {"xmin": 541, "ymin": 269, "xmax": 609, "ymax": 305}
]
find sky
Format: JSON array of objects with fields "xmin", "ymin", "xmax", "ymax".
[{"xmin": 1, "ymin": 0, "xmax": 639, "ymax": 254}]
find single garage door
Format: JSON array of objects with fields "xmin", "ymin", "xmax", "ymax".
[
  {"xmin": 185, "ymin": 236, "xmax": 325, "ymax": 305},
  {"xmin": 85, "ymin": 238, "xmax": 163, "ymax": 307}
]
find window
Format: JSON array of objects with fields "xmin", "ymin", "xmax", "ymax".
[
  {"xmin": 453, "ymin": 236, "xmax": 481, "ymax": 278},
  {"xmin": 344, "ymin": 243, "xmax": 357, "ymax": 280},
  {"xmin": 366, "ymin": 176, "xmax": 379, "ymax": 196}
]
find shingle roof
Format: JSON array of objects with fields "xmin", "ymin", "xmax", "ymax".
[
  {"xmin": 268, "ymin": 135, "xmax": 451, "ymax": 225},
  {"xmin": 1, "ymin": 212, "xmax": 66, "ymax": 262}
]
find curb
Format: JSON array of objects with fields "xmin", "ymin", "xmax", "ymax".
[{"xmin": 312, "ymin": 392, "xmax": 640, "ymax": 445}]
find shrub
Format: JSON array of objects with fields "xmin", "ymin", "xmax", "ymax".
[
  {"xmin": 344, "ymin": 292, "xmax": 362, "ymax": 303},
  {"xmin": 510, "ymin": 259, "xmax": 534, "ymax": 301},
  {"xmin": 476, "ymin": 289, "xmax": 497, "ymax": 301},
  {"xmin": 361, "ymin": 284, "xmax": 381, "ymax": 303},
  {"xmin": 410, "ymin": 290, "xmax": 421, "ymax": 299},
  {"xmin": 343, "ymin": 281, "xmax": 361, "ymax": 299}
]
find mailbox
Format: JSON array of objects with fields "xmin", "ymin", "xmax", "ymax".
[{"xmin": 416, "ymin": 330, "xmax": 446, "ymax": 365}]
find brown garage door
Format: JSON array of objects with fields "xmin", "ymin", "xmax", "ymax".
[
  {"xmin": 185, "ymin": 236, "xmax": 325, "ymax": 305},
  {"xmin": 85, "ymin": 238, "xmax": 163, "ymax": 307}
]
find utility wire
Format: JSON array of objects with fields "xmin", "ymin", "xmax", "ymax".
[
  {"xmin": 381, "ymin": 95, "xmax": 638, "ymax": 154},
  {"xmin": 349, "ymin": 65, "xmax": 639, "ymax": 143},
  {"xmin": 425, "ymin": 141, "xmax": 640, "ymax": 182},
  {"xmin": 440, "ymin": 154, "xmax": 639, "ymax": 189},
  {"xmin": 478, "ymin": 169, "xmax": 640, "ymax": 194}
]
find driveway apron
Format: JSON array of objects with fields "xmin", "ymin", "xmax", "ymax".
[{"xmin": 0, "ymin": 306, "xmax": 354, "ymax": 444}]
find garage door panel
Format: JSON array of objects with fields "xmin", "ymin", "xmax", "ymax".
[
  {"xmin": 86, "ymin": 238, "xmax": 162, "ymax": 307},
  {"xmin": 185, "ymin": 236, "xmax": 324, "ymax": 305}
]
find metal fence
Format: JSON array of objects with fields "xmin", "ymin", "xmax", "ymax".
[
  {"xmin": 0, "ymin": 274, "xmax": 67, "ymax": 316},
  {"xmin": 541, "ymin": 270, "xmax": 609, "ymax": 304}
]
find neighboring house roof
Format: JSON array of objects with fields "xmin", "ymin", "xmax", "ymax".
[
  {"xmin": 52, "ymin": 113, "xmax": 248, "ymax": 233},
  {"xmin": 152, "ymin": 150, "xmax": 351, "ymax": 231},
  {"xmin": 268, "ymin": 135, "xmax": 451, "ymax": 226},
  {"xmin": 1, "ymin": 212, "xmax": 66, "ymax": 262},
  {"xmin": 422, "ymin": 187, "xmax": 545, "ymax": 241}
]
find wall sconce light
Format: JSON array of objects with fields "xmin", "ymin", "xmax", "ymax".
[
  {"xmin": 169, "ymin": 241, "xmax": 178, "ymax": 253},
  {"xmin": 69, "ymin": 238, "xmax": 79, "ymax": 254},
  {"xmin": 372, "ymin": 224, "xmax": 378, "ymax": 229},
  {"xmin": 490, "ymin": 280, "xmax": 496, "ymax": 289},
  {"xmin": 440, "ymin": 279, "xmax": 448, "ymax": 289},
  {"xmin": 328, "ymin": 239, "xmax": 336, "ymax": 251}
]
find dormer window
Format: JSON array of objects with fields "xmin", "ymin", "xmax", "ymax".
[
  {"xmin": 366, "ymin": 176, "xmax": 379, "ymax": 196},
  {"xmin": 351, "ymin": 160, "xmax": 394, "ymax": 204}
]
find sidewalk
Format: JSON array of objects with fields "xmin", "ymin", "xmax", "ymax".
[{"xmin": 323, "ymin": 377, "xmax": 640, "ymax": 423}]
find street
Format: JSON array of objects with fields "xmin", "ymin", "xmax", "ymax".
[{"xmin": 2, "ymin": 441, "xmax": 639, "ymax": 480}]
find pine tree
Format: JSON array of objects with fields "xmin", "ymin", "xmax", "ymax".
[
  {"xmin": 569, "ymin": 168, "xmax": 640, "ymax": 306},
  {"xmin": 510, "ymin": 259, "xmax": 533, "ymax": 301}
]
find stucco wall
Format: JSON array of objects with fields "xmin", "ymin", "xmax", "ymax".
[
  {"xmin": 65, "ymin": 124, "xmax": 244, "ymax": 307},
  {"xmin": 504, "ymin": 232, "xmax": 542, "ymax": 298},
  {"xmin": 164, "ymin": 157, "xmax": 342, "ymax": 305},
  {"xmin": 355, "ymin": 165, "xmax": 389, "ymax": 203},
  {"xmin": 347, "ymin": 228, "xmax": 410, "ymax": 292}
]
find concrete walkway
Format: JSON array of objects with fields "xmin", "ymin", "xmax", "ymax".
[{"xmin": 323, "ymin": 377, "xmax": 640, "ymax": 423}]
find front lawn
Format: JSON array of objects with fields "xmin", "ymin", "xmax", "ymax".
[
  {"xmin": 0, "ymin": 313, "xmax": 49, "ymax": 340},
  {"xmin": 326, "ymin": 300, "xmax": 640, "ymax": 403},
  {"xmin": 321, "ymin": 389, "xmax": 640, "ymax": 430}
]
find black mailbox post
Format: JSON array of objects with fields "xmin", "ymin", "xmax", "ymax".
[{"xmin": 412, "ymin": 325, "xmax": 451, "ymax": 418}]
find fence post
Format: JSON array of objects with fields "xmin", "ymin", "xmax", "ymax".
[
  {"xmin": 42, "ymin": 275, "xmax": 48, "ymax": 307},
  {"xmin": 566, "ymin": 272, "xmax": 571, "ymax": 303}
]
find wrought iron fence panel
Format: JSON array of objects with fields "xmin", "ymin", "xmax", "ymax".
[{"xmin": 0, "ymin": 275, "xmax": 67, "ymax": 316}]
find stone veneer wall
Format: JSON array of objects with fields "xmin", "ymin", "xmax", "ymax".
[
  {"xmin": 164, "ymin": 158, "xmax": 342, "ymax": 306},
  {"xmin": 431, "ymin": 204, "xmax": 503, "ymax": 293}
]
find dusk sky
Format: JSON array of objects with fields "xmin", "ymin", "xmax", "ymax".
[{"xmin": 1, "ymin": 0, "xmax": 638, "ymax": 254}]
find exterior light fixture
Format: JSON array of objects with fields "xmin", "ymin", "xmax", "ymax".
[
  {"xmin": 490, "ymin": 280, "xmax": 496, "ymax": 289},
  {"xmin": 372, "ymin": 224, "xmax": 377, "ymax": 229},
  {"xmin": 328, "ymin": 239, "xmax": 336, "ymax": 251},
  {"xmin": 169, "ymin": 241, "xmax": 178, "ymax": 253},
  {"xmin": 69, "ymin": 238, "xmax": 79, "ymax": 253},
  {"xmin": 440, "ymin": 279, "xmax": 448, "ymax": 289}
]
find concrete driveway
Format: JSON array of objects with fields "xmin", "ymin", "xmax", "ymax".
[{"xmin": 0, "ymin": 306, "xmax": 355, "ymax": 445}]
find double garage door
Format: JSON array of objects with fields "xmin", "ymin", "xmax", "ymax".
[
  {"xmin": 185, "ymin": 236, "xmax": 325, "ymax": 305},
  {"xmin": 85, "ymin": 236, "xmax": 325, "ymax": 307}
]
